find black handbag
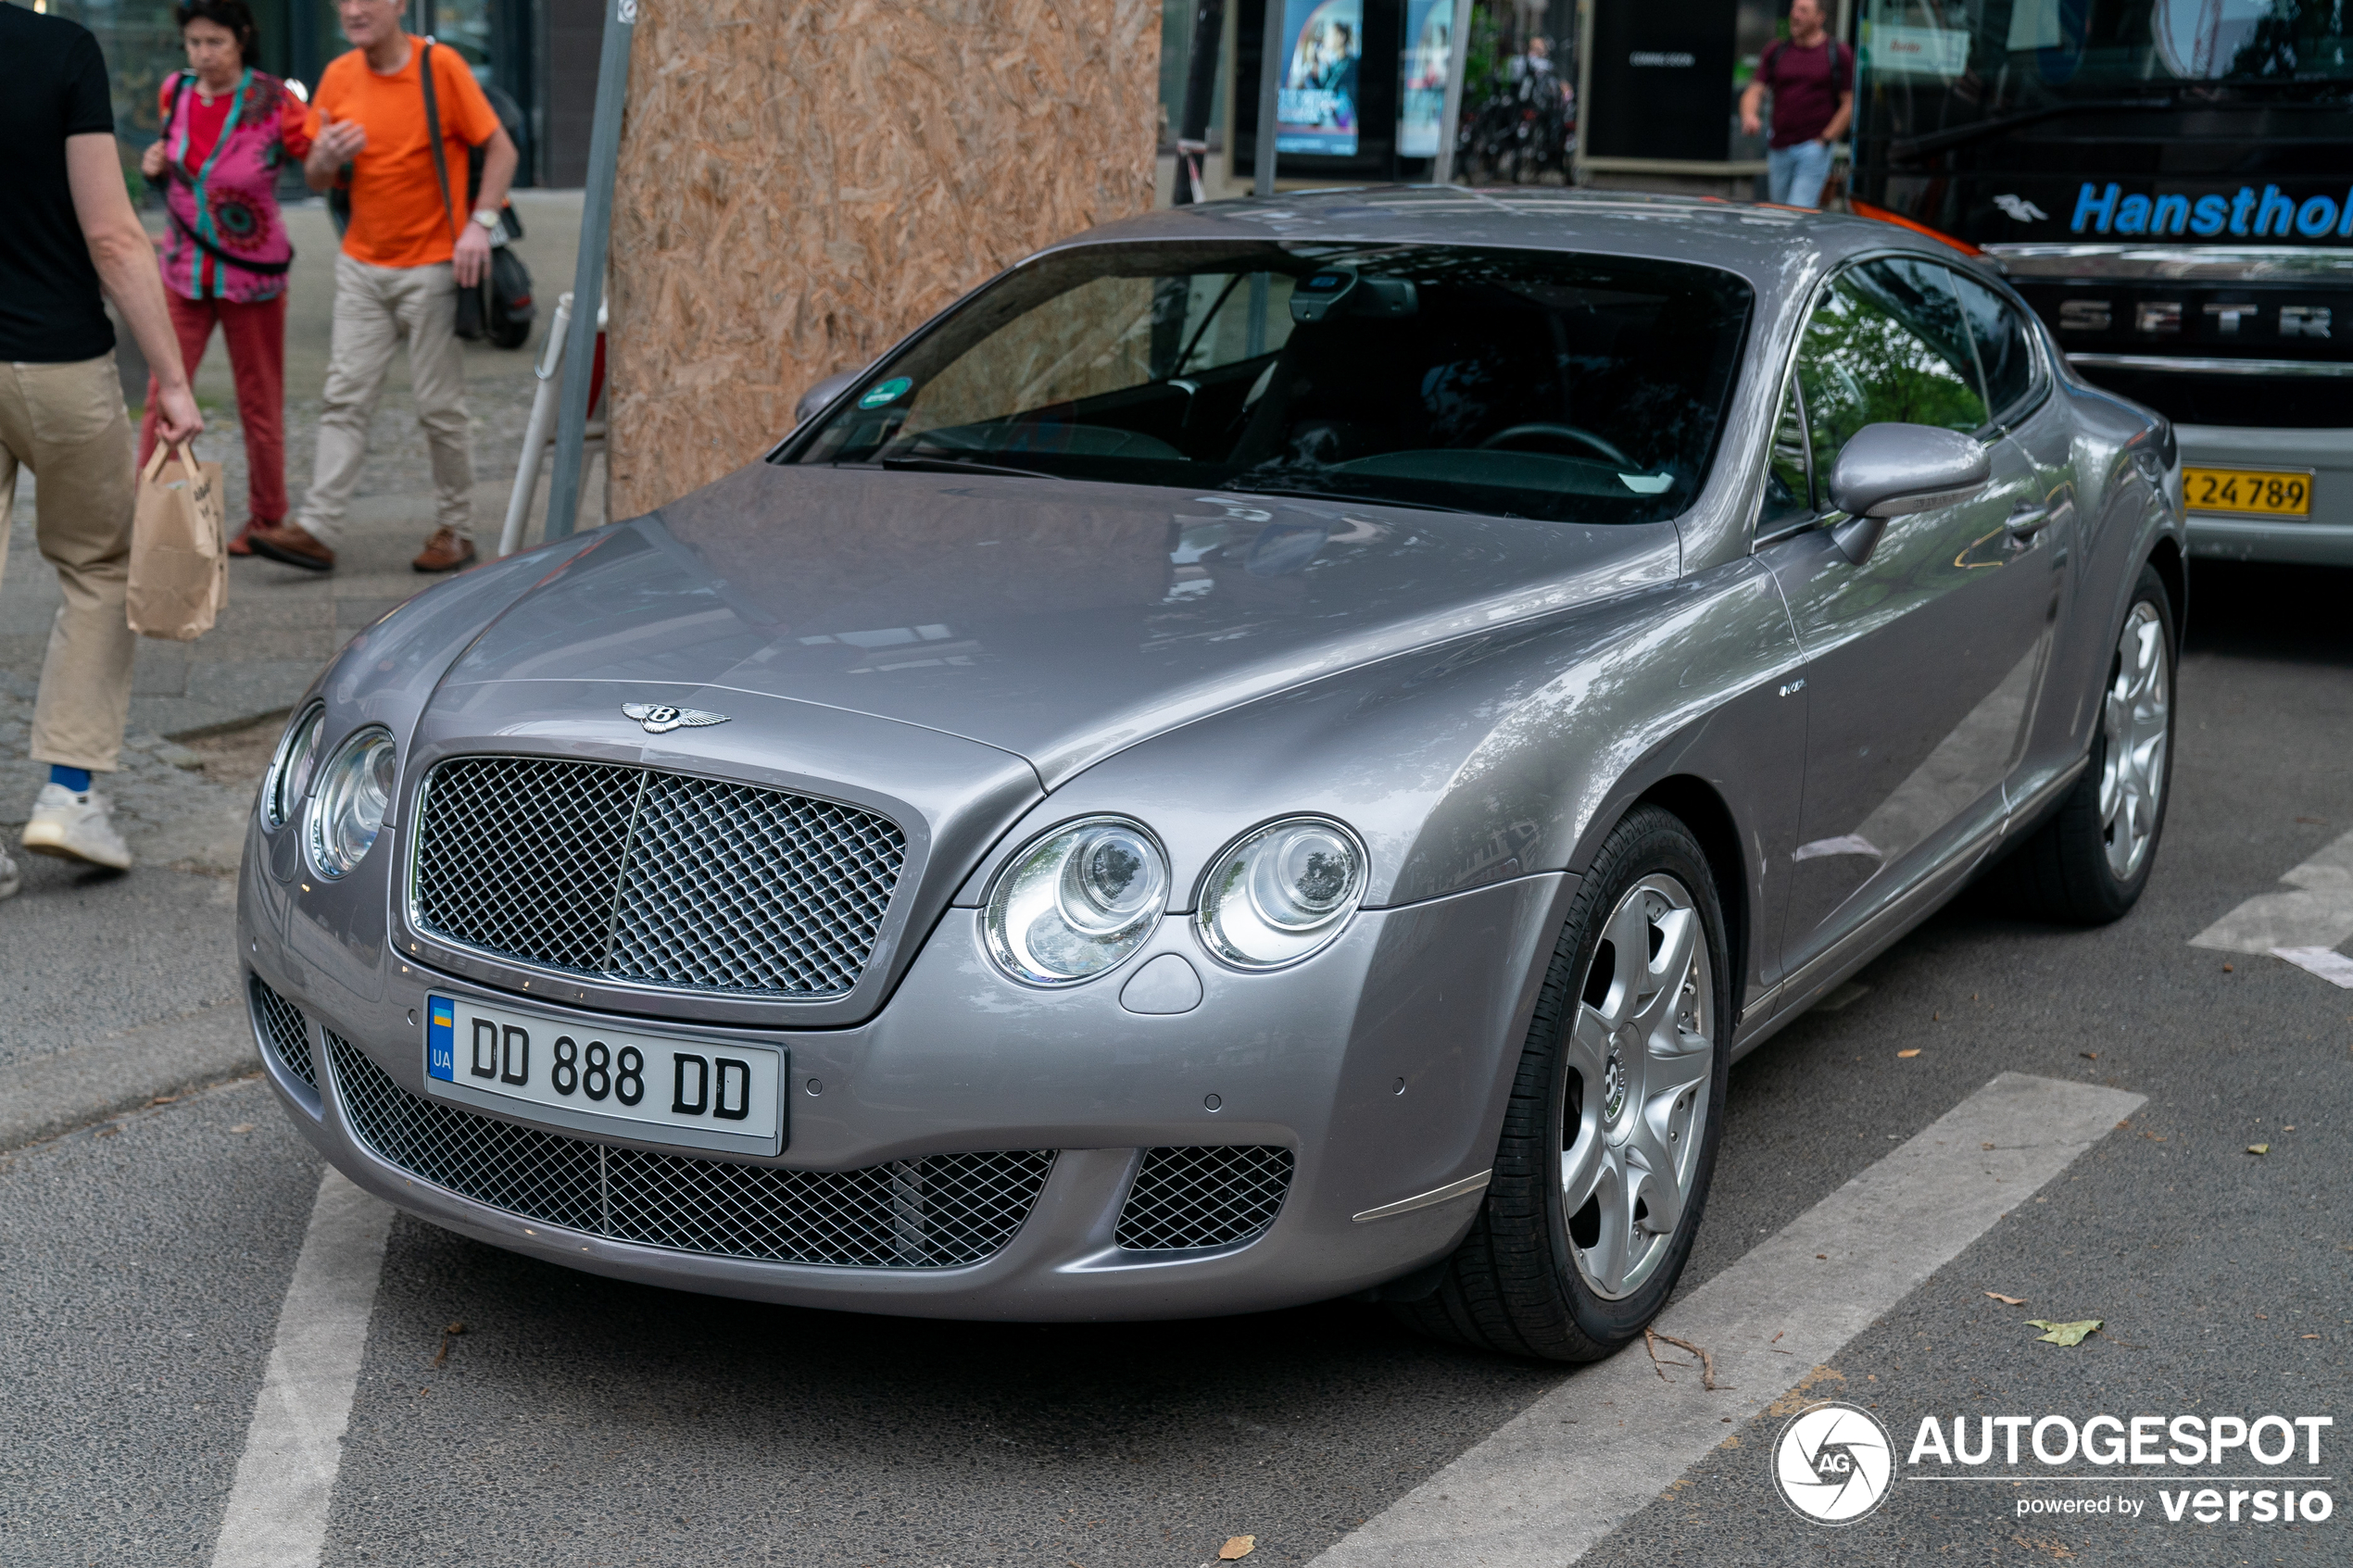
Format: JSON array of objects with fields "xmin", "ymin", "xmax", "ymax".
[{"xmin": 418, "ymin": 42, "xmax": 534, "ymax": 348}]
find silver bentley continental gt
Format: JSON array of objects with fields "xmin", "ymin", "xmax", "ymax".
[{"xmin": 241, "ymin": 189, "xmax": 2183, "ymax": 1360}]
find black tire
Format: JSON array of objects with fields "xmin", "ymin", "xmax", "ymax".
[
  {"xmin": 1393, "ymin": 805, "xmax": 1733, "ymax": 1361},
  {"xmin": 1991, "ymin": 563, "xmax": 2177, "ymax": 925}
]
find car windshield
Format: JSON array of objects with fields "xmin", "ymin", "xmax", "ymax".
[{"xmin": 784, "ymin": 242, "xmax": 1754, "ymax": 525}]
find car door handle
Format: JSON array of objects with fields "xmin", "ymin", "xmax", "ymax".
[{"xmin": 2006, "ymin": 506, "xmax": 2051, "ymax": 538}]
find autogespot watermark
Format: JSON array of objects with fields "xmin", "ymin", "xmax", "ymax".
[
  {"xmin": 1773, "ymin": 1402, "xmax": 1895, "ymax": 1525},
  {"xmin": 1772, "ymin": 1408, "xmax": 2338, "ymax": 1528}
]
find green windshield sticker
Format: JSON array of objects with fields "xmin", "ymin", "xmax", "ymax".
[{"xmin": 859, "ymin": 377, "xmax": 913, "ymax": 409}]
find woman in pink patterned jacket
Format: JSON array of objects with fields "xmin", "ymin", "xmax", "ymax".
[{"xmin": 138, "ymin": 0, "xmax": 310, "ymax": 555}]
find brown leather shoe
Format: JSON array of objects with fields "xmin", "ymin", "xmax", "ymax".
[
  {"xmin": 247, "ymin": 521, "xmax": 335, "ymax": 571},
  {"xmin": 412, "ymin": 526, "xmax": 478, "ymax": 573}
]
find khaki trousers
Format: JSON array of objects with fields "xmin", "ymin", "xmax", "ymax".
[
  {"xmin": 0, "ymin": 354, "xmax": 138, "ymax": 774},
  {"xmin": 300, "ymin": 254, "xmax": 472, "ymax": 544}
]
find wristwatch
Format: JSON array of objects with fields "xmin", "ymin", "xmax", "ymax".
[{"xmin": 471, "ymin": 208, "xmax": 499, "ymax": 232}]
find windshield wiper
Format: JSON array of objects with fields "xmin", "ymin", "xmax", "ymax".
[
  {"xmin": 875, "ymin": 454, "xmax": 1063, "ymax": 481},
  {"xmin": 1216, "ymin": 477, "xmax": 1478, "ymax": 515}
]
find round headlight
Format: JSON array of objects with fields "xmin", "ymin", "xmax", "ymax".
[
  {"xmin": 262, "ymin": 705, "xmax": 324, "ymax": 830},
  {"xmin": 985, "ymin": 817, "xmax": 1168, "ymax": 985},
  {"xmin": 1197, "ymin": 818, "xmax": 1367, "ymax": 970},
  {"xmin": 307, "ymin": 728, "xmax": 396, "ymax": 879}
]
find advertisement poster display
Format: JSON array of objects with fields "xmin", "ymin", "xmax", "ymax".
[
  {"xmin": 1398, "ymin": 0, "xmax": 1453, "ymax": 158},
  {"xmin": 1277, "ymin": 0, "xmax": 1365, "ymax": 156}
]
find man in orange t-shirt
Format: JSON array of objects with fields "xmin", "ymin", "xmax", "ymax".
[{"xmin": 247, "ymin": 0, "xmax": 515, "ymax": 575}]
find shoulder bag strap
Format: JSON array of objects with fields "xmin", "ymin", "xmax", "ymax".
[{"xmin": 417, "ymin": 39, "xmax": 459, "ymax": 241}]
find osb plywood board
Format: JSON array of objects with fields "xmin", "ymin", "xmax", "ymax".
[{"xmin": 607, "ymin": 0, "xmax": 1164, "ymax": 517}]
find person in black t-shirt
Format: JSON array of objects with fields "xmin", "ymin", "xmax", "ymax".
[{"xmin": 0, "ymin": 5, "xmax": 207, "ymax": 897}]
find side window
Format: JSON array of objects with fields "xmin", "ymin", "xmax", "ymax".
[
  {"xmin": 1761, "ymin": 379, "xmax": 1814, "ymax": 528},
  {"xmin": 1796, "ymin": 260, "xmax": 1990, "ymax": 488},
  {"xmin": 1947, "ymin": 270, "xmax": 2040, "ymax": 421}
]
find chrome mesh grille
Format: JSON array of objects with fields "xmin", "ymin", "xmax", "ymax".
[
  {"xmin": 1115, "ymin": 1146, "xmax": 1293, "ymax": 1251},
  {"xmin": 248, "ymin": 975, "xmax": 316, "ymax": 1088},
  {"xmin": 327, "ymin": 1035, "xmax": 1052, "ymax": 1267},
  {"xmin": 409, "ymin": 757, "xmax": 905, "ymax": 997}
]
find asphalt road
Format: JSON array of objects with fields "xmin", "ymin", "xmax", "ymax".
[{"xmin": 1, "ymin": 560, "xmax": 2346, "ymax": 1568}]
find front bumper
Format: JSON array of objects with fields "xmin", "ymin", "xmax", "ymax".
[
  {"xmin": 239, "ymin": 827, "xmax": 1571, "ymax": 1321},
  {"xmin": 2179, "ymin": 422, "xmax": 2353, "ymax": 568}
]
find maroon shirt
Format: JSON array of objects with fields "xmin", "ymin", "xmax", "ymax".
[{"xmin": 1759, "ymin": 38, "xmax": 1852, "ymax": 149}]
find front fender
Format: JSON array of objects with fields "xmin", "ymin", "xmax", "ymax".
[{"xmin": 950, "ymin": 556, "xmax": 1806, "ymax": 1011}]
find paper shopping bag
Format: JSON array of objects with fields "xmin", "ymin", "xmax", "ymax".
[{"xmin": 127, "ymin": 439, "xmax": 227, "ymax": 641}]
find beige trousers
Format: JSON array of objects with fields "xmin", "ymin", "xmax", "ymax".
[
  {"xmin": 300, "ymin": 254, "xmax": 472, "ymax": 544},
  {"xmin": 0, "ymin": 354, "xmax": 138, "ymax": 774}
]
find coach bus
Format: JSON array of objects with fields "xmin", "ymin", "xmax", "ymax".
[{"xmin": 1849, "ymin": 0, "xmax": 2351, "ymax": 567}]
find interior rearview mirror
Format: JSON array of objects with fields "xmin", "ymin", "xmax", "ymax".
[{"xmin": 794, "ymin": 368, "xmax": 863, "ymax": 427}]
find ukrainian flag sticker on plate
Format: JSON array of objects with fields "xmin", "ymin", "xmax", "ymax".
[{"xmin": 426, "ymin": 996, "xmax": 456, "ymax": 1081}]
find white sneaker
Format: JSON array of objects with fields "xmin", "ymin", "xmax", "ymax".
[
  {"xmin": 20, "ymin": 783, "xmax": 132, "ymax": 871},
  {"xmin": 0, "ymin": 847, "xmax": 19, "ymax": 900}
]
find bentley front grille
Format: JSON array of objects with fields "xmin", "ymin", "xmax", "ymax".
[
  {"xmin": 248, "ymin": 975, "xmax": 317, "ymax": 1088},
  {"xmin": 327, "ymin": 1035, "xmax": 1053, "ymax": 1268},
  {"xmin": 409, "ymin": 756, "xmax": 905, "ymax": 997},
  {"xmin": 1114, "ymin": 1146, "xmax": 1293, "ymax": 1251}
]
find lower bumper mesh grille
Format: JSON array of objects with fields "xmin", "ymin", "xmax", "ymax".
[
  {"xmin": 326, "ymin": 1035, "xmax": 1053, "ymax": 1268},
  {"xmin": 248, "ymin": 976, "xmax": 317, "ymax": 1088},
  {"xmin": 1115, "ymin": 1146, "xmax": 1292, "ymax": 1251}
]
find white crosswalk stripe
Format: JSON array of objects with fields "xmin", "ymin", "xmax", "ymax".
[
  {"xmin": 1311, "ymin": 1073, "xmax": 2143, "ymax": 1568},
  {"xmin": 208, "ymin": 1169, "xmax": 395, "ymax": 1568},
  {"xmin": 2189, "ymin": 827, "xmax": 2353, "ymax": 962}
]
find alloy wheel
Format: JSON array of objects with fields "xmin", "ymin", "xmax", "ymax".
[
  {"xmin": 2098, "ymin": 600, "xmax": 2170, "ymax": 882},
  {"xmin": 1559, "ymin": 873, "xmax": 1714, "ymax": 1300}
]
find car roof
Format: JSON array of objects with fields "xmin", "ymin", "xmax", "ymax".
[{"xmin": 1035, "ymin": 184, "xmax": 1976, "ymax": 307}]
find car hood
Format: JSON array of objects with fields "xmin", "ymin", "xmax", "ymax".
[{"xmin": 443, "ymin": 461, "xmax": 1680, "ymax": 785}]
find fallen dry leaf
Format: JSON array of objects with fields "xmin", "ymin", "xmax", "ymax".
[
  {"xmin": 2079, "ymin": 1051, "xmax": 2097, "ymax": 1060},
  {"xmin": 1982, "ymin": 1142, "xmax": 1996, "ymax": 1150},
  {"xmin": 2221, "ymin": 963, "xmax": 2233, "ymax": 972},
  {"xmin": 1219, "ymin": 1537, "xmax": 1256, "ymax": 1561},
  {"xmin": 2027, "ymin": 1319, "xmax": 2101, "ymax": 1347},
  {"xmin": 430, "ymin": 1322, "xmax": 467, "ymax": 1369},
  {"xmin": 2303, "ymin": 1334, "xmax": 2322, "ymax": 1340},
  {"xmin": 2247, "ymin": 1144, "xmax": 2271, "ymax": 1156},
  {"xmin": 1897, "ymin": 1048, "xmax": 1921, "ymax": 1058},
  {"xmin": 228, "ymin": 1123, "xmax": 255, "ymax": 1135},
  {"xmin": 2013, "ymin": 1534, "xmax": 2075, "ymax": 1559},
  {"xmin": 1984, "ymin": 1292, "xmax": 2028, "ymax": 1306}
]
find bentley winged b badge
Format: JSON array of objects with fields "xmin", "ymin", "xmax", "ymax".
[{"xmin": 622, "ymin": 702, "xmax": 731, "ymax": 734}]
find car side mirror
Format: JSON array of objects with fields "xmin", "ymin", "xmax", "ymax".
[
  {"xmin": 794, "ymin": 368, "xmax": 863, "ymax": 427},
  {"xmin": 1825, "ymin": 422, "xmax": 1994, "ymax": 563}
]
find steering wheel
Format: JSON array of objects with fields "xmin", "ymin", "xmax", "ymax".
[{"xmin": 1478, "ymin": 422, "xmax": 1634, "ymax": 468}]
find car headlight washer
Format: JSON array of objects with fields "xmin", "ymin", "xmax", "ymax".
[
  {"xmin": 262, "ymin": 703, "xmax": 325, "ymax": 831},
  {"xmin": 306, "ymin": 726, "xmax": 397, "ymax": 880},
  {"xmin": 984, "ymin": 815, "xmax": 1169, "ymax": 986},
  {"xmin": 1196, "ymin": 816, "xmax": 1368, "ymax": 970}
]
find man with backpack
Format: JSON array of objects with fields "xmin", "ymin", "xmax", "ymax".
[
  {"xmin": 1739, "ymin": 0, "xmax": 1853, "ymax": 210},
  {"xmin": 246, "ymin": 0, "xmax": 516, "ymax": 575}
]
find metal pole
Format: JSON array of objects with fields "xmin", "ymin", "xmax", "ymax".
[
  {"xmin": 1432, "ymin": 0, "xmax": 1474, "ymax": 185},
  {"xmin": 547, "ymin": 0, "xmax": 635, "ymax": 541},
  {"xmin": 1171, "ymin": 0, "xmax": 1226, "ymax": 207},
  {"xmin": 498, "ymin": 292, "xmax": 571, "ymax": 558},
  {"xmin": 1252, "ymin": 0, "xmax": 1283, "ymax": 196}
]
